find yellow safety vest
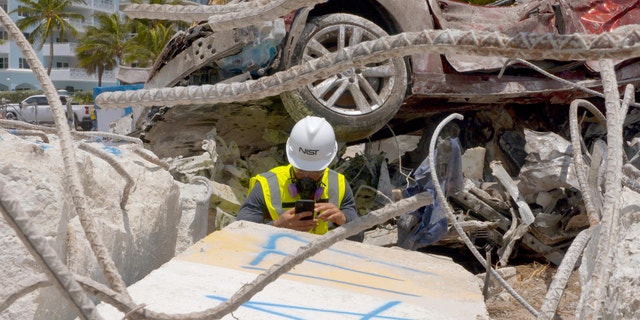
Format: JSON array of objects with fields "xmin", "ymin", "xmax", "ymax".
[{"xmin": 249, "ymin": 164, "xmax": 346, "ymax": 235}]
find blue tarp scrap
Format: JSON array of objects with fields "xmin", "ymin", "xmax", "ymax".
[{"xmin": 397, "ymin": 138, "xmax": 464, "ymax": 250}]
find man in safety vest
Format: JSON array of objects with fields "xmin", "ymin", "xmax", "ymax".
[{"xmin": 237, "ymin": 116, "xmax": 362, "ymax": 241}]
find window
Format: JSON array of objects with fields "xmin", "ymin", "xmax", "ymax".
[
  {"xmin": 23, "ymin": 97, "xmax": 36, "ymax": 105},
  {"xmin": 19, "ymin": 58, "xmax": 30, "ymax": 69},
  {"xmin": 17, "ymin": 6, "xmax": 36, "ymax": 17},
  {"xmin": 0, "ymin": 30, "xmax": 7, "ymax": 40},
  {"xmin": 0, "ymin": 57, "xmax": 7, "ymax": 69},
  {"xmin": 56, "ymin": 62, "xmax": 69, "ymax": 68}
]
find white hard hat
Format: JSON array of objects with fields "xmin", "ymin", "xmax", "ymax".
[{"xmin": 286, "ymin": 116, "xmax": 338, "ymax": 171}]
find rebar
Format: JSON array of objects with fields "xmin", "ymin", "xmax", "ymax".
[
  {"xmin": 5, "ymin": 129, "xmax": 50, "ymax": 143},
  {"xmin": 0, "ymin": 7, "xmax": 132, "ymax": 301},
  {"xmin": 122, "ymin": 0, "xmax": 328, "ymax": 29},
  {"xmin": 569, "ymin": 99, "xmax": 607, "ymax": 225},
  {"xmin": 538, "ymin": 227, "xmax": 593, "ymax": 320},
  {"xmin": 79, "ymin": 142, "xmax": 136, "ymax": 210},
  {"xmin": 578, "ymin": 61, "xmax": 629, "ymax": 319},
  {"xmin": 95, "ymin": 27, "xmax": 640, "ymax": 109},
  {"xmin": 428, "ymin": 113, "xmax": 539, "ymax": 317},
  {"xmin": 0, "ymin": 181, "xmax": 102, "ymax": 320},
  {"xmin": 133, "ymin": 146, "xmax": 171, "ymax": 170}
]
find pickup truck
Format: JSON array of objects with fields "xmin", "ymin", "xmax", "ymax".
[{"xmin": 2, "ymin": 95, "xmax": 94, "ymax": 130}]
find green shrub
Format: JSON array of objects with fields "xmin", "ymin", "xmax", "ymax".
[
  {"xmin": 72, "ymin": 91, "xmax": 95, "ymax": 104},
  {"xmin": 0, "ymin": 90, "xmax": 42, "ymax": 104}
]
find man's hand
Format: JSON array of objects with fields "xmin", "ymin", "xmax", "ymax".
[
  {"xmin": 274, "ymin": 207, "xmax": 317, "ymax": 231},
  {"xmin": 315, "ymin": 202, "xmax": 347, "ymax": 225}
]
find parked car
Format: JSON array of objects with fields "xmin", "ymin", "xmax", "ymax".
[
  {"xmin": 141, "ymin": 0, "xmax": 640, "ymax": 143},
  {"xmin": 3, "ymin": 95, "xmax": 94, "ymax": 131}
]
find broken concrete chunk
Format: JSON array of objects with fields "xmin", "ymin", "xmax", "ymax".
[
  {"xmin": 0, "ymin": 131, "xmax": 205, "ymax": 319},
  {"xmin": 461, "ymin": 146, "xmax": 486, "ymax": 181},
  {"xmin": 476, "ymin": 266, "xmax": 517, "ymax": 299},
  {"xmin": 209, "ymin": 179, "xmax": 242, "ymax": 213},
  {"xmin": 518, "ymin": 129, "xmax": 579, "ymax": 195}
]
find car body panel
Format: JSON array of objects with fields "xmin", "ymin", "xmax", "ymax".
[
  {"xmin": 138, "ymin": 0, "xmax": 640, "ymax": 158},
  {"xmin": 5, "ymin": 95, "xmax": 93, "ymax": 129}
]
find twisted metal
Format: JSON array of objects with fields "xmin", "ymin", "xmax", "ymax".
[
  {"xmin": 77, "ymin": 192, "xmax": 432, "ymax": 320},
  {"xmin": 538, "ymin": 227, "xmax": 593, "ymax": 320},
  {"xmin": 205, "ymin": 192, "xmax": 432, "ymax": 318},
  {"xmin": 0, "ymin": 120, "xmax": 143, "ymax": 145},
  {"xmin": 622, "ymin": 164, "xmax": 640, "ymax": 193},
  {"xmin": 96, "ymin": 27, "xmax": 640, "ymax": 109},
  {"xmin": 0, "ymin": 180, "xmax": 102, "ymax": 320},
  {"xmin": 133, "ymin": 146, "xmax": 171, "ymax": 170},
  {"xmin": 569, "ymin": 99, "xmax": 607, "ymax": 226},
  {"xmin": 578, "ymin": 61, "xmax": 630, "ymax": 319},
  {"xmin": 78, "ymin": 142, "xmax": 136, "ymax": 210},
  {"xmin": 123, "ymin": 0, "xmax": 327, "ymax": 30},
  {"xmin": 3, "ymin": 0, "xmax": 640, "ymax": 317},
  {"xmin": 0, "ymin": 7, "xmax": 133, "ymax": 302},
  {"xmin": 0, "ymin": 275, "xmax": 52, "ymax": 313},
  {"xmin": 188, "ymin": 176, "xmax": 213, "ymax": 204},
  {"xmin": 501, "ymin": 58, "xmax": 640, "ymax": 108},
  {"xmin": 428, "ymin": 114, "xmax": 539, "ymax": 316},
  {"xmin": 5, "ymin": 129, "xmax": 50, "ymax": 143}
]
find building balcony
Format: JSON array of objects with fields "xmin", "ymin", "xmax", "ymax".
[
  {"xmin": 73, "ymin": 0, "xmax": 116, "ymax": 12},
  {"xmin": 50, "ymin": 68, "xmax": 116, "ymax": 82},
  {"xmin": 68, "ymin": 18, "xmax": 91, "ymax": 31},
  {"xmin": 45, "ymin": 43, "xmax": 78, "ymax": 57}
]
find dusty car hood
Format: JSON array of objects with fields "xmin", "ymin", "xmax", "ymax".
[{"xmin": 429, "ymin": 0, "xmax": 557, "ymax": 72}]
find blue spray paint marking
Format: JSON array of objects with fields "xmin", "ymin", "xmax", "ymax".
[
  {"xmin": 241, "ymin": 265, "xmax": 420, "ymax": 297},
  {"xmin": 35, "ymin": 141, "xmax": 53, "ymax": 150},
  {"xmin": 101, "ymin": 145, "xmax": 122, "ymax": 156},
  {"xmin": 240, "ymin": 232, "xmax": 434, "ymax": 299},
  {"xmin": 249, "ymin": 250, "xmax": 402, "ymax": 281},
  {"xmin": 250, "ymin": 233, "xmax": 433, "ymax": 275},
  {"xmin": 205, "ymin": 295, "xmax": 410, "ymax": 320}
]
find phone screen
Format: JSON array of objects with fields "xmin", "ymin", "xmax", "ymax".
[{"xmin": 295, "ymin": 200, "xmax": 315, "ymax": 220}]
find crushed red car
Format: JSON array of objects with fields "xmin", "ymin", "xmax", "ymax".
[{"xmin": 140, "ymin": 0, "xmax": 640, "ymax": 150}]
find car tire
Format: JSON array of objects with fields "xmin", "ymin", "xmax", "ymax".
[
  {"xmin": 4, "ymin": 111, "xmax": 17, "ymax": 120},
  {"xmin": 280, "ymin": 13, "xmax": 408, "ymax": 142}
]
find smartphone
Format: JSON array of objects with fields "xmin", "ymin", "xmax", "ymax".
[{"xmin": 295, "ymin": 199, "xmax": 315, "ymax": 220}]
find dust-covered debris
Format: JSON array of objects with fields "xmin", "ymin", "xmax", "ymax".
[{"xmin": 0, "ymin": 129, "xmax": 209, "ymax": 319}]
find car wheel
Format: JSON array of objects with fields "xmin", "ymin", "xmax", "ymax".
[
  {"xmin": 281, "ymin": 13, "xmax": 408, "ymax": 142},
  {"xmin": 4, "ymin": 111, "xmax": 17, "ymax": 120}
]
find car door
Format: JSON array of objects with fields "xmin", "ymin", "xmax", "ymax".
[
  {"xmin": 36, "ymin": 96, "xmax": 55, "ymax": 123},
  {"xmin": 19, "ymin": 96, "xmax": 39, "ymax": 123},
  {"xmin": 21, "ymin": 96, "xmax": 58, "ymax": 124}
]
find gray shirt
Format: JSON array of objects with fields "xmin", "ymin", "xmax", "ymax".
[{"xmin": 237, "ymin": 180, "xmax": 363, "ymax": 242}]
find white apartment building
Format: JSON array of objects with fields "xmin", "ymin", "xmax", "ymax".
[{"xmin": 0, "ymin": 0, "xmax": 119, "ymax": 93}]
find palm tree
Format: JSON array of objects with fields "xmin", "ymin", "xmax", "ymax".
[
  {"xmin": 75, "ymin": 12, "xmax": 130, "ymax": 86},
  {"xmin": 122, "ymin": 0, "xmax": 185, "ymax": 67},
  {"xmin": 11, "ymin": 0, "xmax": 86, "ymax": 75},
  {"xmin": 124, "ymin": 22, "xmax": 175, "ymax": 68},
  {"xmin": 75, "ymin": 39, "xmax": 115, "ymax": 87}
]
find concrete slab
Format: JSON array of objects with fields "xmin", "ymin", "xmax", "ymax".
[{"xmin": 97, "ymin": 221, "xmax": 488, "ymax": 319}]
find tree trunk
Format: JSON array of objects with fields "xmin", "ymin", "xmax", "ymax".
[
  {"xmin": 47, "ymin": 33, "xmax": 54, "ymax": 75},
  {"xmin": 98, "ymin": 67, "xmax": 103, "ymax": 87}
]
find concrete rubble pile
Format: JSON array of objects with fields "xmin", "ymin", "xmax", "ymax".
[
  {"xmin": 2, "ymin": 0, "xmax": 640, "ymax": 318},
  {"xmin": 0, "ymin": 130, "xmax": 210, "ymax": 319}
]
